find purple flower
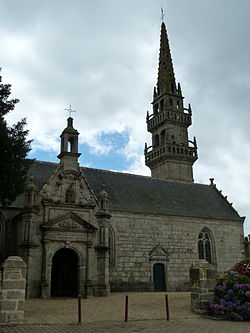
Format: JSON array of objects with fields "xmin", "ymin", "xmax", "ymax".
[
  {"xmin": 227, "ymin": 289, "xmax": 233, "ymax": 296},
  {"xmin": 220, "ymin": 299, "xmax": 226, "ymax": 306},
  {"xmin": 214, "ymin": 295, "xmax": 220, "ymax": 302},
  {"xmin": 234, "ymin": 282, "xmax": 240, "ymax": 289},
  {"xmin": 231, "ymin": 271, "xmax": 239, "ymax": 278}
]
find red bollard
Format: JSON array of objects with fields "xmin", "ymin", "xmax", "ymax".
[
  {"xmin": 78, "ymin": 294, "xmax": 82, "ymax": 324},
  {"xmin": 125, "ymin": 294, "xmax": 128, "ymax": 322},
  {"xmin": 165, "ymin": 294, "xmax": 170, "ymax": 321}
]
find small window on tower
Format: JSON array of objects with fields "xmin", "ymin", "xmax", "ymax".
[
  {"xmin": 177, "ymin": 101, "xmax": 180, "ymax": 110},
  {"xmin": 67, "ymin": 139, "xmax": 72, "ymax": 152},
  {"xmin": 160, "ymin": 130, "xmax": 165, "ymax": 144},
  {"xmin": 154, "ymin": 134, "xmax": 160, "ymax": 147},
  {"xmin": 160, "ymin": 99, "xmax": 164, "ymax": 111},
  {"xmin": 154, "ymin": 104, "xmax": 159, "ymax": 115},
  {"xmin": 169, "ymin": 99, "xmax": 173, "ymax": 106}
]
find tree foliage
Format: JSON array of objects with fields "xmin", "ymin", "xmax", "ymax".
[{"xmin": 0, "ymin": 69, "xmax": 32, "ymax": 206}]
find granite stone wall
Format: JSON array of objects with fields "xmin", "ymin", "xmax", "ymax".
[{"xmin": 110, "ymin": 211, "xmax": 244, "ymax": 292}]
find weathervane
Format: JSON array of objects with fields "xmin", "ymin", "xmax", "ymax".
[
  {"xmin": 161, "ymin": 7, "xmax": 165, "ymax": 23},
  {"xmin": 64, "ymin": 105, "xmax": 76, "ymax": 117}
]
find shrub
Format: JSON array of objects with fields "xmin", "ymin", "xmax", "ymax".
[{"xmin": 210, "ymin": 259, "xmax": 250, "ymax": 321}]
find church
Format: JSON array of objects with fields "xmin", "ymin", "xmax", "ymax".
[{"xmin": 0, "ymin": 21, "xmax": 246, "ymax": 298}]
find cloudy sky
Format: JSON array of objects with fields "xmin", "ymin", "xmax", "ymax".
[{"xmin": 1, "ymin": 0, "xmax": 250, "ymax": 235}]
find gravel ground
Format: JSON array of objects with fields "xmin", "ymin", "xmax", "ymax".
[{"xmin": 24, "ymin": 292, "xmax": 199, "ymax": 324}]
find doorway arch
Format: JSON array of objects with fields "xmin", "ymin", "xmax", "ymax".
[
  {"xmin": 51, "ymin": 248, "xmax": 78, "ymax": 297},
  {"xmin": 153, "ymin": 263, "xmax": 165, "ymax": 291}
]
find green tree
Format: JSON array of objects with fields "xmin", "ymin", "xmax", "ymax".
[{"xmin": 0, "ymin": 69, "xmax": 32, "ymax": 206}]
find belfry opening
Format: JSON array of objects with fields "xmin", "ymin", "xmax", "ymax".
[{"xmin": 51, "ymin": 248, "xmax": 78, "ymax": 297}]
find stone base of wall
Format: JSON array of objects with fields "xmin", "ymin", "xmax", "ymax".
[
  {"xmin": 110, "ymin": 281, "xmax": 153, "ymax": 292},
  {"xmin": 168, "ymin": 281, "xmax": 190, "ymax": 292},
  {"xmin": 94, "ymin": 284, "xmax": 110, "ymax": 297}
]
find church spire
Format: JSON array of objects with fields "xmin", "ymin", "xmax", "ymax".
[
  {"xmin": 144, "ymin": 17, "xmax": 198, "ymax": 183},
  {"xmin": 156, "ymin": 21, "xmax": 176, "ymax": 96}
]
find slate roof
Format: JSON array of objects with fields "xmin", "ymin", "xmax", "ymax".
[{"xmin": 28, "ymin": 160, "xmax": 242, "ymax": 221}]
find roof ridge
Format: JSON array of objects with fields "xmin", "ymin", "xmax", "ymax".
[
  {"xmin": 33, "ymin": 160, "xmax": 210, "ymax": 187},
  {"xmin": 34, "ymin": 160, "xmax": 58, "ymax": 166},
  {"xmin": 82, "ymin": 166, "xmax": 152, "ymax": 179},
  {"xmin": 82, "ymin": 166, "xmax": 208, "ymax": 185}
]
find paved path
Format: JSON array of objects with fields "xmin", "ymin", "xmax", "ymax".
[
  {"xmin": 2, "ymin": 319, "xmax": 250, "ymax": 333},
  {"xmin": 1, "ymin": 293, "xmax": 250, "ymax": 332}
]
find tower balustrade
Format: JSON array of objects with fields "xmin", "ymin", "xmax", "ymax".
[{"xmin": 147, "ymin": 108, "xmax": 192, "ymax": 132}]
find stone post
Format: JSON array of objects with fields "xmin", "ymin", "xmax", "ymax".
[
  {"xmin": 190, "ymin": 259, "xmax": 215, "ymax": 314},
  {"xmin": 0, "ymin": 256, "xmax": 27, "ymax": 324}
]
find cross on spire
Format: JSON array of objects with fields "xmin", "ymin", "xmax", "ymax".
[{"xmin": 65, "ymin": 105, "xmax": 76, "ymax": 117}]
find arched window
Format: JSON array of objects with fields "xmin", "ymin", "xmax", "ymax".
[
  {"xmin": 198, "ymin": 229, "xmax": 212, "ymax": 263},
  {"xmin": 67, "ymin": 138, "xmax": 73, "ymax": 152},
  {"xmin": 160, "ymin": 129, "xmax": 165, "ymax": 144}
]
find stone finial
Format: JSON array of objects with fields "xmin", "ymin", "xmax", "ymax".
[
  {"xmin": 153, "ymin": 86, "xmax": 157, "ymax": 99},
  {"xmin": 188, "ymin": 103, "xmax": 192, "ymax": 114},
  {"xmin": 209, "ymin": 178, "xmax": 214, "ymax": 185},
  {"xmin": 98, "ymin": 184, "xmax": 109, "ymax": 212},
  {"xmin": 25, "ymin": 176, "xmax": 37, "ymax": 191},
  {"xmin": 67, "ymin": 116, "xmax": 73, "ymax": 127},
  {"xmin": 177, "ymin": 82, "xmax": 182, "ymax": 95},
  {"xmin": 193, "ymin": 136, "xmax": 197, "ymax": 148},
  {"xmin": 99, "ymin": 184, "xmax": 108, "ymax": 199},
  {"xmin": 24, "ymin": 176, "xmax": 38, "ymax": 207}
]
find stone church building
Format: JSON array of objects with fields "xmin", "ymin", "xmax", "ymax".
[{"xmin": 0, "ymin": 22, "xmax": 246, "ymax": 298}]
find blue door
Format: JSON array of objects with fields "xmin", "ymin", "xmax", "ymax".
[{"xmin": 153, "ymin": 263, "xmax": 165, "ymax": 291}]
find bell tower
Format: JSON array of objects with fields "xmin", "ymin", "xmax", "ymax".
[
  {"xmin": 57, "ymin": 117, "xmax": 81, "ymax": 171},
  {"xmin": 144, "ymin": 20, "xmax": 198, "ymax": 183}
]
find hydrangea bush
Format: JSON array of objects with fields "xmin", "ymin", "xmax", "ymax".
[{"xmin": 210, "ymin": 259, "xmax": 250, "ymax": 321}]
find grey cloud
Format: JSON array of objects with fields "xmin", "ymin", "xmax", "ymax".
[{"xmin": 1, "ymin": 0, "xmax": 249, "ymax": 234}]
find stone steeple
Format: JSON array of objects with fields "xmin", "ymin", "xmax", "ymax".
[
  {"xmin": 144, "ymin": 20, "xmax": 198, "ymax": 183},
  {"xmin": 157, "ymin": 22, "xmax": 176, "ymax": 95},
  {"xmin": 57, "ymin": 117, "xmax": 81, "ymax": 171}
]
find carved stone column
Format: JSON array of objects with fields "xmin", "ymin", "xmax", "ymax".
[
  {"xmin": 94, "ymin": 184, "xmax": 112, "ymax": 296},
  {"xmin": 41, "ymin": 240, "xmax": 50, "ymax": 298},
  {"xmin": 86, "ymin": 239, "xmax": 94, "ymax": 297}
]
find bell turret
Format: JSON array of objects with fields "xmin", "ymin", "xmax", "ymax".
[{"xmin": 57, "ymin": 117, "xmax": 81, "ymax": 171}]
